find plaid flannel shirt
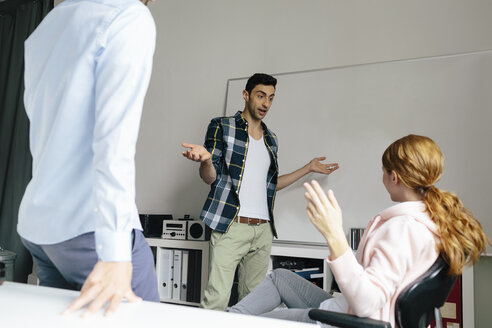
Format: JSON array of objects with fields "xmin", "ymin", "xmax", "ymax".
[{"xmin": 200, "ymin": 111, "xmax": 279, "ymax": 237}]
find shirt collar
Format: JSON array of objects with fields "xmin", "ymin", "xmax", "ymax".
[{"xmin": 234, "ymin": 110, "xmax": 271, "ymax": 136}]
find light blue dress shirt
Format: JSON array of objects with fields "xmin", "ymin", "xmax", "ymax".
[{"xmin": 18, "ymin": 0, "xmax": 156, "ymax": 262}]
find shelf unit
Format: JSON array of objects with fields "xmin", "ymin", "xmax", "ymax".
[
  {"xmin": 146, "ymin": 238, "xmax": 332, "ymax": 306},
  {"xmin": 146, "ymin": 238, "xmax": 474, "ymax": 326},
  {"xmin": 270, "ymin": 240, "xmax": 332, "ymax": 292},
  {"xmin": 146, "ymin": 238, "xmax": 209, "ymax": 306}
]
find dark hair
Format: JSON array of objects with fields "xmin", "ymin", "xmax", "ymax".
[{"xmin": 245, "ymin": 73, "xmax": 277, "ymax": 94}]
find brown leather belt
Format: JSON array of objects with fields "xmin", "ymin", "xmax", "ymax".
[{"xmin": 235, "ymin": 216, "xmax": 269, "ymax": 225}]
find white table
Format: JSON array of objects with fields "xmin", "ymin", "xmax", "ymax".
[{"xmin": 0, "ymin": 282, "xmax": 317, "ymax": 328}]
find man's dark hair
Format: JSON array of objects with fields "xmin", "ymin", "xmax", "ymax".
[{"xmin": 244, "ymin": 73, "xmax": 277, "ymax": 94}]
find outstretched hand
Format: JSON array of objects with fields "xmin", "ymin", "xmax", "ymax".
[
  {"xmin": 181, "ymin": 143, "xmax": 211, "ymax": 163},
  {"xmin": 62, "ymin": 261, "xmax": 140, "ymax": 317},
  {"xmin": 304, "ymin": 180, "xmax": 349, "ymax": 259},
  {"xmin": 307, "ymin": 157, "xmax": 339, "ymax": 175}
]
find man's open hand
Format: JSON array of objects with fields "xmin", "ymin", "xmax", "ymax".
[{"xmin": 181, "ymin": 143, "xmax": 212, "ymax": 162}]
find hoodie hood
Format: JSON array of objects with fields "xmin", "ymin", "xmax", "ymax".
[{"xmin": 377, "ymin": 201, "xmax": 439, "ymax": 237}]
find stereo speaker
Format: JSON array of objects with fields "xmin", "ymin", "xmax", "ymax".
[{"xmin": 187, "ymin": 220, "xmax": 211, "ymax": 241}]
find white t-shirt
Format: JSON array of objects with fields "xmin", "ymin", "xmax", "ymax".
[{"xmin": 237, "ymin": 135, "xmax": 271, "ymax": 220}]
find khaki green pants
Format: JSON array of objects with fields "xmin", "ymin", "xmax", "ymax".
[{"xmin": 200, "ymin": 221, "xmax": 273, "ymax": 310}]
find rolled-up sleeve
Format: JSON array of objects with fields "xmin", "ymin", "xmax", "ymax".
[{"xmin": 204, "ymin": 119, "xmax": 224, "ymax": 176}]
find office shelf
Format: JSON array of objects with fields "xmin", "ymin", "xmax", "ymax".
[{"xmin": 146, "ymin": 238, "xmax": 209, "ymax": 306}]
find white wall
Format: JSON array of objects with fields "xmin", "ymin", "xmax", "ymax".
[
  {"xmin": 474, "ymin": 256, "xmax": 492, "ymax": 327},
  {"xmin": 136, "ymin": 0, "xmax": 492, "ymax": 222}
]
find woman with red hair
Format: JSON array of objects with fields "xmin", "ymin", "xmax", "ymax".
[{"xmin": 229, "ymin": 134, "xmax": 489, "ymax": 327}]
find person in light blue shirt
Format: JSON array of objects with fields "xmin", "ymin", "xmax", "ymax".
[{"xmin": 18, "ymin": 0, "xmax": 158, "ymax": 316}]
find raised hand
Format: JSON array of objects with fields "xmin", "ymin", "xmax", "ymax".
[
  {"xmin": 181, "ymin": 143, "xmax": 212, "ymax": 163},
  {"xmin": 304, "ymin": 180, "xmax": 349, "ymax": 259},
  {"xmin": 307, "ymin": 157, "xmax": 339, "ymax": 175}
]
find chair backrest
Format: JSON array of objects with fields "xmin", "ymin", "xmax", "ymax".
[{"xmin": 395, "ymin": 255, "xmax": 457, "ymax": 328}]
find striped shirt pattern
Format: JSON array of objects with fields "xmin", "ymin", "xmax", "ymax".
[{"xmin": 200, "ymin": 111, "xmax": 279, "ymax": 236}]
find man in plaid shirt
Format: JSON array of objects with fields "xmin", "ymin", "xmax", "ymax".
[{"xmin": 182, "ymin": 73, "xmax": 339, "ymax": 311}]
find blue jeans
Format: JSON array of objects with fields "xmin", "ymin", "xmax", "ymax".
[{"xmin": 21, "ymin": 229, "xmax": 159, "ymax": 302}]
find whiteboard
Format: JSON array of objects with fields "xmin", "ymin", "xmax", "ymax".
[{"xmin": 225, "ymin": 51, "xmax": 492, "ymax": 248}]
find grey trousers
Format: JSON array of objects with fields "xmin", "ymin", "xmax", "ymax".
[
  {"xmin": 229, "ymin": 268, "xmax": 333, "ymax": 324},
  {"xmin": 21, "ymin": 229, "xmax": 159, "ymax": 302}
]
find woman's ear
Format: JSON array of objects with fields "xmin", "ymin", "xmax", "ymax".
[{"xmin": 391, "ymin": 170, "xmax": 399, "ymax": 184}]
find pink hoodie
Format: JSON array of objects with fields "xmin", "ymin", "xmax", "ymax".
[{"xmin": 320, "ymin": 201, "xmax": 440, "ymax": 328}]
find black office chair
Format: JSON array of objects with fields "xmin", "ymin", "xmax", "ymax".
[{"xmin": 309, "ymin": 255, "xmax": 457, "ymax": 328}]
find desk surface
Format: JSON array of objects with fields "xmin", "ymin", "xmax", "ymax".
[{"xmin": 0, "ymin": 282, "xmax": 316, "ymax": 327}]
